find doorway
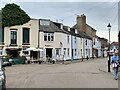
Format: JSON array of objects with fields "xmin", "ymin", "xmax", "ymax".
[{"xmin": 46, "ymin": 48, "xmax": 52, "ymax": 58}]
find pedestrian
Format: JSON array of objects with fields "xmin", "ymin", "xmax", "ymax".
[{"xmin": 111, "ymin": 51, "xmax": 119, "ymax": 80}]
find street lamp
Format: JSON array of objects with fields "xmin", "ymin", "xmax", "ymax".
[
  {"xmin": 107, "ymin": 23, "xmax": 111, "ymax": 72},
  {"xmin": 118, "ymin": 31, "xmax": 120, "ymax": 62}
]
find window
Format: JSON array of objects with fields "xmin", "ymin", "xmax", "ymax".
[
  {"xmin": 0, "ymin": 27, "xmax": 4, "ymax": 43},
  {"xmin": 67, "ymin": 35, "xmax": 69, "ymax": 43},
  {"xmin": 11, "ymin": 30, "xmax": 17, "ymax": 45},
  {"xmin": 75, "ymin": 49, "xmax": 77, "ymax": 56},
  {"xmin": 44, "ymin": 33, "xmax": 54, "ymax": 41},
  {"xmin": 23, "ymin": 28, "xmax": 30, "ymax": 44},
  {"xmin": 67, "ymin": 48, "xmax": 69, "ymax": 56},
  {"xmin": 94, "ymin": 38, "xmax": 95, "ymax": 45},
  {"xmin": 75, "ymin": 36, "xmax": 77, "ymax": 43},
  {"xmin": 64, "ymin": 48, "xmax": 66, "ymax": 56},
  {"xmin": 40, "ymin": 20, "xmax": 50, "ymax": 25},
  {"xmin": 86, "ymin": 49, "xmax": 87, "ymax": 55},
  {"xmin": 56, "ymin": 49, "xmax": 59, "ymax": 55},
  {"xmin": 86, "ymin": 40, "xmax": 87, "ymax": 46}
]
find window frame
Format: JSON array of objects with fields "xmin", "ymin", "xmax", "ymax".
[
  {"xmin": 44, "ymin": 32, "xmax": 54, "ymax": 41},
  {"xmin": 23, "ymin": 28, "xmax": 30, "ymax": 45},
  {"xmin": 10, "ymin": 29, "xmax": 17, "ymax": 45}
]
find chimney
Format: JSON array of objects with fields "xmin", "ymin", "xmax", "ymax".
[{"xmin": 76, "ymin": 14, "xmax": 86, "ymax": 33}]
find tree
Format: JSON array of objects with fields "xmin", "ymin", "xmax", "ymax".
[{"xmin": 2, "ymin": 3, "xmax": 30, "ymax": 27}]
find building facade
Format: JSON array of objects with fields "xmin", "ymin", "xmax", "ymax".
[{"xmin": 0, "ymin": 19, "xmax": 39, "ymax": 59}]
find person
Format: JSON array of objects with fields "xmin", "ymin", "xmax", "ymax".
[{"xmin": 111, "ymin": 51, "xmax": 119, "ymax": 80}]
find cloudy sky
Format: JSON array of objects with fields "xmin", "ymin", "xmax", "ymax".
[{"xmin": 0, "ymin": 0, "xmax": 119, "ymax": 42}]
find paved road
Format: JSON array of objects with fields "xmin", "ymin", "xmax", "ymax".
[{"xmin": 5, "ymin": 58, "xmax": 118, "ymax": 88}]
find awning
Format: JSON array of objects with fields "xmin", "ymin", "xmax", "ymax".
[
  {"xmin": 6, "ymin": 47, "xmax": 22, "ymax": 50},
  {"xmin": 33, "ymin": 49, "xmax": 43, "ymax": 51},
  {"xmin": 26, "ymin": 47, "xmax": 36, "ymax": 51}
]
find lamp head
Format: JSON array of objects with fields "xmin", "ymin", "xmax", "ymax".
[{"xmin": 107, "ymin": 23, "xmax": 111, "ymax": 30}]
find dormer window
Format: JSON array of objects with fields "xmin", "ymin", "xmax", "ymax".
[
  {"xmin": 61, "ymin": 24, "xmax": 63, "ymax": 29},
  {"xmin": 68, "ymin": 27, "xmax": 70, "ymax": 31},
  {"xmin": 40, "ymin": 20, "xmax": 50, "ymax": 25},
  {"xmin": 75, "ymin": 29, "xmax": 77, "ymax": 34}
]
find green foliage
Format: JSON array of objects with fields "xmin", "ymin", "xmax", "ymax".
[{"xmin": 2, "ymin": 3, "xmax": 30, "ymax": 27}]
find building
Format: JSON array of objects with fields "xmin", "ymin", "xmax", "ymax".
[
  {"xmin": 0, "ymin": 19, "xmax": 39, "ymax": 59},
  {"xmin": 73, "ymin": 14, "xmax": 93, "ymax": 59},
  {"xmin": 39, "ymin": 19, "xmax": 72, "ymax": 61},
  {"xmin": 100, "ymin": 38, "xmax": 108, "ymax": 57},
  {"xmin": 97, "ymin": 36, "xmax": 102, "ymax": 58}
]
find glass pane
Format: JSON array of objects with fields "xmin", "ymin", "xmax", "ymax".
[
  {"xmin": 11, "ymin": 30, "xmax": 17, "ymax": 44},
  {"xmin": 23, "ymin": 28, "xmax": 29, "ymax": 43},
  {"xmin": 0, "ymin": 27, "xmax": 3, "ymax": 42},
  {"xmin": 48, "ymin": 36, "xmax": 50, "ymax": 41},
  {"xmin": 44, "ymin": 36, "xmax": 47, "ymax": 41},
  {"xmin": 51, "ymin": 36, "xmax": 53, "ymax": 41}
]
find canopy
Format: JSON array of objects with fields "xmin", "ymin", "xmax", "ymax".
[
  {"xmin": 26, "ymin": 47, "xmax": 36, "ymax": 51},
  {"xmin": 33, "ymin": 49, "xmax": 43, "ymax": 51}
]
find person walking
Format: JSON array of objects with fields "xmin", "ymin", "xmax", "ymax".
[{"xmin": 111, "ymin": 51, "xmax": 119, "ymax": 80}]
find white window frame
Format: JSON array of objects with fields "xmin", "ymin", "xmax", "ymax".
[{"xmin": 44, "ymin": 33, "xmax": 54, "ymax": 41}]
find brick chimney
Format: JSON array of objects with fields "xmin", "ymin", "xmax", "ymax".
[{"xmin": 76, "ymin": 14, "xmax": 86, "ymax": 33}]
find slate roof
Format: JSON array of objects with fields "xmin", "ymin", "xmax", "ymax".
[
  {"xmin": 39, "ymin": 19, "xmax": 61, "ymax": 33},
  {"xmin": 40, "ymin": 19, "xmax": 71, "ymax": 35}
]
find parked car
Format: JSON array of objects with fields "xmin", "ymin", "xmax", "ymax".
[{"xmin": 0, "ymin": 57, "xmax": 10, "ymax": 90}]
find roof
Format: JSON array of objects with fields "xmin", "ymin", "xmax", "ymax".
[
  {"xmin": 39, "ymin": 19, "xmax": 71, "ymax": 34},
  {"xmin": 72, "ymin": 26, "xmax": 92, "ymax": 40},
  {"xmin": 86, "ymin": 24, "xmax": 96, "ymax": 32},
  {"xmin": 40, "ymin": 19, "xmax": 62, "ymax": 33}
]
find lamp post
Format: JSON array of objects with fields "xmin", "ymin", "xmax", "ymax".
[
  {"xmin": 107, "ymin": 23, "xmax": 111, "ymax": 72},
  {"xmin": 118, "ymin": 31, "xmax": 120, "ymax": 62}
]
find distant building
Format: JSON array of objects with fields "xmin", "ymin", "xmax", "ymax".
[
  {"xmin": 73, "ymin": 14, "xmax": 96, "ymax": 59},
  {"xmin": 100, "ymin": 38, "xmax": 108, "ymax": 57}
]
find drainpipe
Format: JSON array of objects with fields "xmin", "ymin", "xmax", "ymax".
[
  {"xmin": 38, "ymin": 19, "xmax": 40, "ymax": 48},
  {"xmin": 71, "ymin": 35, "xmax": 73, "ymax": 61}
]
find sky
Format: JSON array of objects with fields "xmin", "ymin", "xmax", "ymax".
[{"xmin": 0, "ymin": 0, "xmax": 120, "ymax": 42}]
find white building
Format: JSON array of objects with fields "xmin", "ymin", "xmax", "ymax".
[{"xmin": 39, "ymin": 19, "xmax": 72, "ymax": 61}]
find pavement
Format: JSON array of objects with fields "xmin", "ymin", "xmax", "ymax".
[
  {"xmin": 5, "ymin": 57, "xmax": 118, "ymax": 88},
  {"xmin": 65, "ymin": 57, "xmax": 114, "ymax": 74}
]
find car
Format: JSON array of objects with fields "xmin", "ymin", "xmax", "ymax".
[{"xmin": 0, "ymin": 57, "xmax": 10, "ymax": 90}]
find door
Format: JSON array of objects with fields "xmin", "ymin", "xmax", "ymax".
[{"xmin": 46, "ymin": 48, "xmax": 52, "ymax": 58}]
